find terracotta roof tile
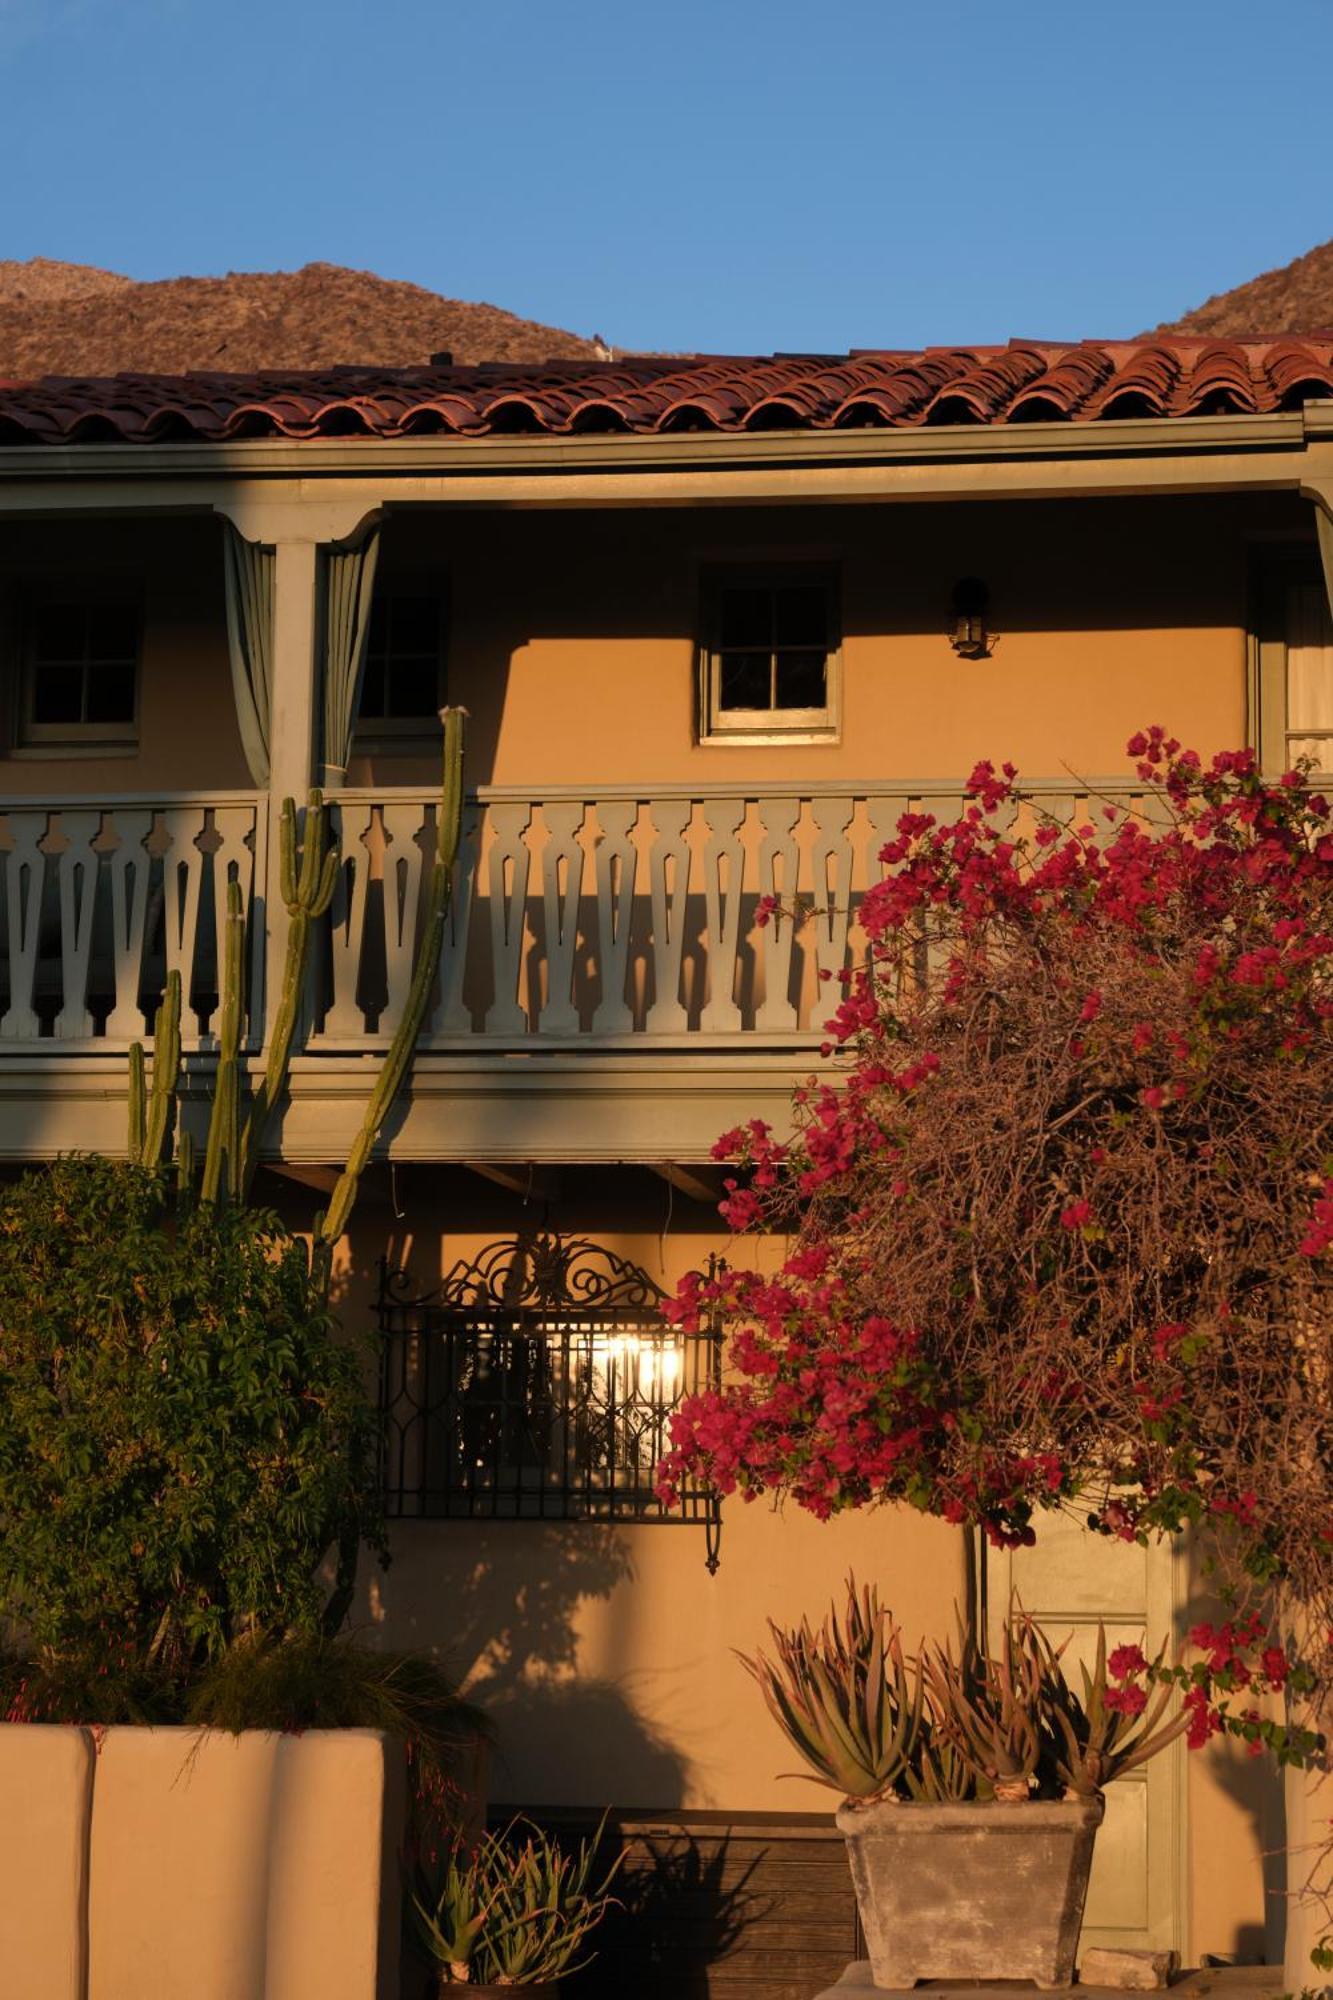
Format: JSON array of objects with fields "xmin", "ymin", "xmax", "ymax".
[{"xmin": 2, "ymin": 338, "xmax": 1333, "ymax": 446}]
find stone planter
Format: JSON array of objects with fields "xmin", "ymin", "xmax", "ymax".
[{"xmin": 835, "ymin": 1794, "xmax": 1104, "ymax": 1990}]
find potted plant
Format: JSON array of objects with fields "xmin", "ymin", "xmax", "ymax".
[
  {"xmin": 743, "ymin": 1576, "xmax": 1187, "ymax": 1990},
  {"xmin": 411, "ymin": 1817, "xmax": 621, "ymax": 1993}
]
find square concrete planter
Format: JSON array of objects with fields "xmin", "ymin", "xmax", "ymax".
[{"xmin": 835, "ymin": 1794, "xmax": 1104, "ymax": 1990}]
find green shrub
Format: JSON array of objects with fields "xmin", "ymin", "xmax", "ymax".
[{"xmin": 0, "ymin": 1154, "xmax": 384, "ymax": 1678}]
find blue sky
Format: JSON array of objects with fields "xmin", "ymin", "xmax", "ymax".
[{"xmin": 3, "ymin": 0, "xmax": 1333, "ymax": 356}]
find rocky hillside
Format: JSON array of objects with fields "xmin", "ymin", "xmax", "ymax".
[
  {"xmin": 0, "ymin": 259, "xmax": 600, "ymax": 379},
  {"xmin": 1155, "ymin": 237, "xmax": 1333, "ymax": 337}
]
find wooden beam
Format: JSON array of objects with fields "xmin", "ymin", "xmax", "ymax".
[
  {"xmin": 262, "ymin": 1162, "xmax": 339, "ymax": 1194},
  {"xmin": 464, "ymin": 1161, "xmax": 562, "ymax": 1204},
  {"xmin": 650, "ymin": 1160, "xmax": 725, "ymax": 1206}
]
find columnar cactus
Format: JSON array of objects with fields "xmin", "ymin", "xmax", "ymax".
[
  {"xmin": 127, "ymin": 968, "xmax": 182, "ymax": 1170},
  {"xmin": 239, "ymin": 790, "xmax": 339, "ymax": 1194},
  {"xmin": 200, "ymin": 878, "xmax": 246, "ymax": 1206}
]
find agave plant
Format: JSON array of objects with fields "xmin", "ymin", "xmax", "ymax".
[
  {"xmin": 924, "ymin": 1609, "xmax": 1047, "ymax": 1800},
  {"xmin": 738, "ymin": 1577, "xmax": 925, "ymax": 1801},
  {"xmin": 1038, "ymin": 1624, "xmax": 1190, "ymax": 1796},
  {"xmin": 413, "ymin": 1817, "xmax": 621, "ymax": 1987}
]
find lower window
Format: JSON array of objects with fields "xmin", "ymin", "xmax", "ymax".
[{"xmin": 376, "ymin": 1233, "xmax": 721, "ymax": 1559}]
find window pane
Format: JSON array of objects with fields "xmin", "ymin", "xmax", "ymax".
[
  {"xmin": 774, "ymin": 585, "xmax": 828, "ymax": 648},
  {"xmin": 719, "ymin": 652, "xmax": 771, "ymax": 711},
  {"xmin": 775, "ymin": 650, "xmax": 828, "ymax": 710},
  {"xmin": 389, "ymin": 656, "xmax": 441, "ymax": 719},
  {"xmin": 718, "ymin": 587, "xmax": 771, "ymax": 649},
  {"xmin": 88, "ymin": 604, "xmax": 138, "ymax": 663},
  {"xmin": 387, "ymin": 595, "xmax": 440, "ymax": 656},
  {"xmin": 1286, "ymin": 582, "xmax": 1333, "ymax": 733},
  {"xmin": 32, "ymin": 604, "xmax": 85, "ymax": 664},
  {"xmin": 358, "ymin": 655, "xmax": 388, "ymax": 719},
  {"xmin": 86, "ymin": 660, "xmax": 136, "ymax": 725},
  {"xmin": 31, "ymin": 663, "xmax": 83, "ymax": 724}
]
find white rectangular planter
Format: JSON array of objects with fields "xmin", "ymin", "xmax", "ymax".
[
  {"xmin": 835, "ymin": 1795, "xmax": 1104, "ymax": 1990},
  {"xmin": 0, "ymin": 1723, "xmax": 406, "ymax": 2000}
]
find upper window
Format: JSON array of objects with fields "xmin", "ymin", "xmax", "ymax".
[
  {"xmin": 699, "ymin": 567, "xmax": 840, "ymax": 743},
  {"xmin": 1253, "ymin": 554, "xmax": 1333, "ymax": 774},
  {"xmin": 356, "ymin": 586, "xmax": 447, "ymax": 739},
  {"xmin": 18, "ymin": 594, "xmax": 140, "ymax": 747}
]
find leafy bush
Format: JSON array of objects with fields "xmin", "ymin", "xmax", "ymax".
[{"xmin": 0, "ymin": 1154, "xmax": 384, "ymax": 1679}]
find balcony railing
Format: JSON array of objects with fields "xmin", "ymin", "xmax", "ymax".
[
  {"xmin": 0, "ymin": 795, "xmax": 263, "ymax": 1047},
  {"xmin": 0, "ymin": 781, "xmax": 1161, "ymax": 1055}
]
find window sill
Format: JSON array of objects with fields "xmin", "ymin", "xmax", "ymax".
[
  {"xmin": 698, "ymin": 727, "xmax": 841, "ymax": 748},
  {"xmin": 6, "ymin": 742, "xmax": 139, "ymax": 761}
]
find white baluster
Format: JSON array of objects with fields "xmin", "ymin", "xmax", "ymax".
[
  {"xmin": 159, "ymin": 806, "xmax": 208, "ymax": 1042},
  {"xmin": 697, "ymin": 798, "xmax": 748, "ymax": 1036},
  {"xmin": 429, "ymin": 801, "xmax": 484, "ymax": 1038},
  {"xmin": 482, "ymin": 802, "xmax": 533, "ymax": 1037},
  {"xmin": 0, "ymin": 812, "xmax": 47, "ymax": 1040},
  {"xmin": 588, "ymin": 799, "xmax": 639, "ymax": 1037},
  {"xmin": 380, "ymin": 802, "xmax": 426, "ymax": 1030},
  {"xmin": 209, "ymin": 806, "xmax": 259, "ymax": 1041},
  {"xmin": 752, "ymin": 795, "xmax": 804, "ymax": 1034},
  {"xmin": 325, "ymin": 801, "xmax": 375, "ymax": 1041},
  {"xmin": 643, "ymin": 798, "xmax": 693, "ymax": 1035},
  {"xmin": 805, "ymin": 792, "xmax": 856, "ymax": 1017},
  {"xmin": 537, "ymin": 801, "xmax": 587, "ymax": 1038},
  {"xmin": 102, "ymin": 809, "xmax": 155, "ymax": 1043},
  {"xmin": 53, "ymin": 810, "xmax": 102, "ymax": 1040}
]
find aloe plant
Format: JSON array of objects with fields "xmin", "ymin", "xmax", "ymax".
[
  {"xmin": 925, "ymin": 1609, "xmax": 1047, "ymax": 1799},
  {"xmin": 1039, "ymin": 1623, "xmax": 1190, "ymax": 1795},
  {"xmin": 413, "ymin": 1817, "xmax": 621, "ymax": 1987},
  {"xmin": 739, "ymin": 1577, "xmax": 925, "ymax": 1801}
]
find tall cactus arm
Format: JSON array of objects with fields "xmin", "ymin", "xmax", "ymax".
[
  {"xmin": 127, "ymin": 969, "xmax": 183, "ymax": 1169},
  {"xmin": 239, "ymin": 790, "xmax": 339, "ymax": 1195},
  {"xmin": 313, "ymin": 708, "xmax": 466, "ymax": 1265},
  {"xmin": 200, "ymin": 879, "xmax": 246, "ymax": 1205}
]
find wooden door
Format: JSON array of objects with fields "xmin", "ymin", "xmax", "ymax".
[{"xmin": 988, "ymin": 1516, "xmax": 1187, "ymax": 1957}]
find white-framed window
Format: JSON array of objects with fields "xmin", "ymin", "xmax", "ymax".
[
  {"xmin": 355, "ymin": 583, "xmax": 448, "ymax": 743},
  {"xmin": 17, "ymin": 592, "xmax": 140, "ymax": 748},
  {"xmin": 698, "ymin": 566, "xmax": 840, "ymax": 744},
  {"xmin": 1253, "ymin": 552, "xmax": 1333, "ymax": 774}
]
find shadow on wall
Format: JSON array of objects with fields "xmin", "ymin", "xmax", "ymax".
[
  {"xmin": 367, "ymin": 1521, "xmax": 689, "ymax": 1809},
  {"xmin": 1179, "ymin": 1576, "xmax": 1287, "ymax": 1965}
]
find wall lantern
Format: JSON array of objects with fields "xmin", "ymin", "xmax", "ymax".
[{"xmin": 949, "ymin": 577, "xmax": 992, "ymax": 659}]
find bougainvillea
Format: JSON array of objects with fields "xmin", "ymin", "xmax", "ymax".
[{"xmin": 658, "ymin": 730, "xmax": 1333, "ymax": 1727}]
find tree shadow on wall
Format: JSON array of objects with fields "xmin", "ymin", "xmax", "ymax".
[{"xmin": 370, "ymin": 1520, "xmax": 690, "ymax": 1810}]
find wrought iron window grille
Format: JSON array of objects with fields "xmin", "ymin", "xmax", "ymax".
[{"xmin": 376, "ymin": 1234, "xmax": 723, "ymax": 1570}]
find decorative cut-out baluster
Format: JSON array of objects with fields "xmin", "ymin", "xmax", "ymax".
[
  {"xmin": 324, "ymin": 801, "xmax": 375, "ymax": 1041},
  {"xmin": 752, "ymin": 795, "xmax": 805, "ymax": 1034},
  {"xmin": 483, "ymin": 802, "xmax": 534, "ymax": 1036},
  {"xmin": 102, "ymin": 809, "xmax": 155, "ymax": 1043},
  {"xmin": 209, "ymin": 806, "xmax": 258, "ymax": 1042},
  {"xmin": 537, "ymin": 801, "xmax": 587, "ymax": 1038},
  {"xmin": 0, "ymin": 812, "xmax": 47, "ymax": 1040},
  {"xmin": 379, "ymin": 802, "xmax": 427, "ymax": 1030},
  {"xmin": 805, "ymin": 791, "xmax": 857, "ymax": 1010},
  {"xmin": 588, "ymin": 800, "xmax": 639, "ymax": 1037},
  {"xmin": 429, "ymin": 801, "xmax": 483, "ymax": 1037},
  {"xmin": 643, "ymin": 798, "xmax": 693, "ymax": 1035},
  {"xmin": 53, "ymin": 810, "xmax": 102, "ymax": 1040},
  {"xmin": 697, "ymin": 797, "xmax": 748, "ymax": 1035},
  {"xmin": 159, "ymin": 807, "xmax": 209, "ymax": 1043}
]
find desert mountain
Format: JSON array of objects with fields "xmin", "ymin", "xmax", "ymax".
[
  {"xmin": 0, "ymin": 259, "xmax": 600, "ymax": 379},
  {"xmin": 1155, "ymin": 237, "xmax": 1333, "ymax": 338}
]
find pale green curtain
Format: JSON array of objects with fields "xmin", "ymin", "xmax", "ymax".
[
  {"xmin": 222, "ymin": 524, "xmax": 275, "ymax": 787},
  {"xmin": 320, "ymin": 525, "xmax": 381, "ymax": 787}
]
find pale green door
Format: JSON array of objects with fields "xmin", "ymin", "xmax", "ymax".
[{"xmin": 987, "ymin": 1515, "xmax": 1187, "ymax": 1957}]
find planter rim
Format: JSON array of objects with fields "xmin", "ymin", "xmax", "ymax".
[{"xmin": 836, "ymin": 1794, "xmax": 1105, "ymax": 1833}]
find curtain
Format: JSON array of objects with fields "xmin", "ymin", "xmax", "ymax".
[
  {"xmin": 222, "ymin": 524, "xmax": 275, "ymax": 787},
  {"xmin": 320, "ymin": 525, "xmax": 381, "ymax": 788}
]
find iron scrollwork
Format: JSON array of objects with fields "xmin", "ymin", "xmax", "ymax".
[{"xmin": 376, "ymin": 1234, "xmax": 722, "ymax": 1569}]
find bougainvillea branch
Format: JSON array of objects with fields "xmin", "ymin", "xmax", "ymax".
[{"xmin": 659, "ymin": 729, "xmax": 1333, "ymax": 1722}]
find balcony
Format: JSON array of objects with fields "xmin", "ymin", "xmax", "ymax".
[{"xmin": 0, "ymin": 778, "xmax": 1157, "ymax": 1161}]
